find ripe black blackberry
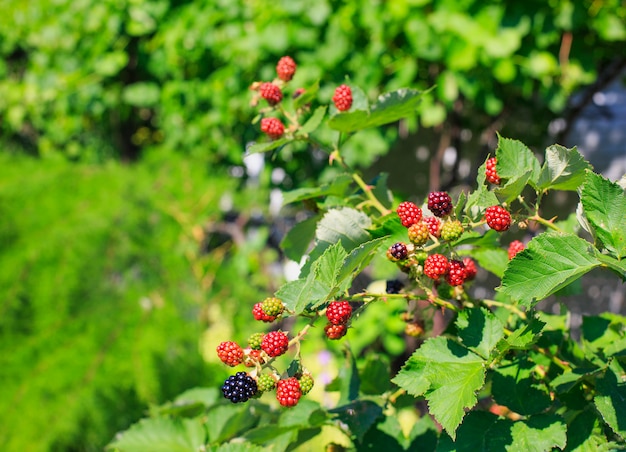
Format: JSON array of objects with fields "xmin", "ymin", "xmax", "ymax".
[
  {"xmin": 222, "ymin": 372, "xmax": 258, "ymax": 403},
  {"xmin": 386, "ymin": 279, "xmax": 404, "ymax": 294},
  {"xmin": 427, "ymin": 192, "xmax": 453, "ymax": 217}
]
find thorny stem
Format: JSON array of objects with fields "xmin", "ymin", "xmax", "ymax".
[{"xmin": 528, "ymin": 213, "xmax": 563, "ymax": 232}]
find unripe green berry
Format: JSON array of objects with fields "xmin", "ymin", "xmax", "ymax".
[
  {"xmin": 261, "ymin": 297, "xmax": 284, "ymax": 317},
  {"xmin": 413, "ymin": 250, "xmax": 428, "ymax": 264},
  {"xmin": 298, "ymin": 373, "xmax": 314, "ymax": 395},
  {"xmin": 440, "ymin": 220, "xmax": 464, "ymax": 242},
  {"xmin": 257, "ymin": 373, "xmax": 277, "ymax": 392},
  {"xmin": 247, "ymin": 332, "xmax": 265, "ymax": 350}
]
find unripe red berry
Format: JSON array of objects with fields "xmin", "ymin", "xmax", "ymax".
[
  {"xmin": 276, "ymin": 56, "xmax": 296, "ymax": 81},
  {"xmin": 423, "ymin": 254, "xmax": 449, "ymax": 280},
  {"xmin": 261, "ymin": 330, "xmax": 290, "ymax": 357},
  {"xmin": 396, "ymin": 201, "xmax": 423, "ymax": 227},
  {"xmin": 216, "ymin": 341, "xmax": 244, "ymax": 367},
  {"xmin": 260, "ymin": 117, "xmax": 285, "ymax": 139},
  {"xmin": 445, "ymin": 259, "xmax": 467, "ymax": 286},
  {"xmin": 261, "ymin": 297, "xmax": 284, "ymax": 317},
  {"xmin": 485, "ymin": 206, "xmax": 512, "ymax": 232},
  {"xmin": 508, "ymin": 240, "xmax": 525, "ymax": 259},
  {"xmin": 326, "ymin": 301, "xmax": 352, "ymax": 325},
  {"xmin": 423, "ymin": 216, "xmax": 441, "ymax": 237},
  {"xmin": 259, "ymin": 82, "xmax": 283, "ymax": 105},
  {"xmin": 324, "ymin": 323, "xmax": 347, "ymax": 340},
  {"xmin": 253, "ymin": 302, "xmax": 277, "ymax": 322},
  {"xmin": 332, "ymin": 84, "xmax": 353, "ymax": 111},
  {"xmin": 276, "ymin": 377, "xmax": 301, "ymax": 407},
  {"xmin": 462, "ymin": 257, "xmax": 477, "ymax": 280},
  {"xmin": 485, "ymin": 157, "xmax": 500, "ymax": 185}
]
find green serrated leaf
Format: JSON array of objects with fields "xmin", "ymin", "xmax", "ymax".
[
  {"xmin": 486, "ymin": 415, "xmax": 567, "ymax": 451},
  {"xmin": 492, "ymin": 358, "xmax": 551, "ymax": 415},
  {"xmin": 594, "ymin": 252, "xmax": 626, "ymax": 281},
  {"xmin": 593, "ymin": 359, "xmax": 626, "ymax": 440},
  {"xmin": 107, "ymin": 417, "xmax": 206, "ymax": 452},
  {"xmin": 337, "ymin": 237, "xmax": 386, "ymax": 283},
  {"xmin": 455, "ymin": 190, "xmax": 468, "ymax": 219},
  {"xmin": 330, "ymin": 400, "xmax": 382, "ymax": 443},
  {"xmin": 297, "ymin": 106, "xmax": 327, "ymax": 135},
  {"xmin": 359, "ymin": 354, "xmax": 391, "ymax": 395},
  {"xmin": 280, "ymin": 215, "xmax": 320, "ymax": 262},
  {"xmin": 495, "ymin": 169, "xmax": 533, "ymax": 204},
  {"xmin": 372, "ymin": 173, "xmax": 393, "ymax": 209},
  {"xmin": 581, "ymin": 171, "xmax": 626, "ymax": 258},
  {"xmin": 436, "ymin": 411, "xmax": 499, "ymax": 451},
  {"xmin": 499, "ymin": 232, "xmax": 601, "ymax": 307},
  {"xmin": 505, "ymin": 315, "xmax": 546, "ymax": 350},
  {"xmin": 465, "ymin": 182, "xmax": 499, "ymax": 220},
  {"xmin": 246, "ymin": 137, "xmax": 290, "ymax": 155},
  {"xmin": 313, "ymin": 242, "xmax": 348, "ymax": 300},
  {"xmin": 550, "ymin": 367, "xmax": 601, "ymax": 394},
  {"xmin": 456, "ymin": 308, "xmax": 505, "ymax": 359},
  {"xmin": 316, "ymin": 207, "xmax": 372, "ymax": 251},
  {"xmin": 566, "ymin": 408, "xmax": 615, "ymax": 452},
  {"xmin": 275, "ymin": 272, "xmax": 327, "ymax": 315},
  {"xmin": 328, "ymin": 88, "xmax": 425, "ymax": 133},
  {"xmin": 392, "ymin": 337, "xmax": 486, "ymax": 439},
  {"xmin": 282, "ymin": 174, "xmax": 352, "ymax": 205},
  {"xmin": 582, "ymin": 313, "xmax": 626, "ymax": 353},
  {"xmin": 496, "ymin": 135, "xmax": 542, "ymax": 189},
  {"xmin": 537, "ymin": 144, "xmax": 591, "ymax": 191},
  {"xmin": 206, "ymin": 404, "xmax": 257, "ymax": 444},
  {"xmin": 468, "ymin": 247, "xmax": 509, "ymax": 278}
]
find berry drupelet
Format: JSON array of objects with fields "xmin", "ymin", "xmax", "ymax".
[{"xmin": 508, "ymin": 240, "xmax": 525, "ymax": 259}]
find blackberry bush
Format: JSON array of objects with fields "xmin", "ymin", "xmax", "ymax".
[{"xmin": 113, "ymin": 56, "xmax": 626, "ymax": 452}]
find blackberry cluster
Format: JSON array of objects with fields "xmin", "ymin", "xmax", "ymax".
[
  {"xmin": 253, "ymin": 302, "xmax": 277, "ymax": 322},
  {"xmin": 427, "ymin": 192, "xmax": 453, "ymax": 217},
  {"xmin": 276, "ymin": 377, "xmax": 302, "ymax": 407},
  {"xmin": 216, "ymin": 341, "xmax": 244, "ymax": 367},
  {"xmin": 463, "ymin": 257, "xmax": 478, "ymax": 280},
  {"xmin": 261, "ymin": 330, "xmax": 289, "ymax": 357},
  {"xmin": 445, "ymin": 259, "xmax": 467, "ymax": 286},
  {"xmin": 325, "ymin": 323, "xmax": 347, "ymax": 340},
  {"xmin": 222, "ymin": 372, "xmax": 258, "ymax": 403},
  {"xmin": 326, "ymin": 301, "xmax": 352, "ymax": 325}
]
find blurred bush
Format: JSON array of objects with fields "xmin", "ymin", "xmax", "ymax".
[
  {"xmin": 1, "ymin": 0, "xmax": 624, "ymax": 167},
  {"xmin": 0, "ymin": 152, "xmax": 277, "ymax": 450}
]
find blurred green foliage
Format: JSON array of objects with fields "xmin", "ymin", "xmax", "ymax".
[
  {"xmin": 0, "ymin": 152, "xmax": 277, "ymax": 450},
  {"xmin": 1, "ymin": 0, "xmax": 625, "ymax": 165}
]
